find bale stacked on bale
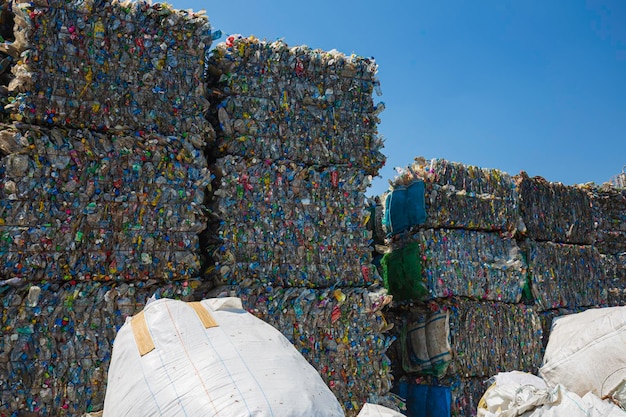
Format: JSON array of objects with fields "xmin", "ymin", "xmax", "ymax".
[
  {"xmin": 515, "ymin": 172, "xmax": 594, "ymax": 244},
  {"xmin": 386, "ymin": 157, "xmax": 521, "ymax": 234},
  {"xmin": 0, "ymin": 1, "xmax": 215, "ymax": 415},
  {"xmin": 5, "ymin": 0, "xmax": 214, "ymax": 144},
  {"xmin": 0, "ymin": 124, "xmax": 212, "ymax": 282},
  {"xmin": 585, "ymin": 184, "xmax": 626, "ymax": 255},
  {"xmin": 209, "ymin": 38, "xmax": 384, "ymax": 291},
  {"xmin": 208, "ymin": 36, "xmax": 392, "ymax": 415},
  {"xmin": 212, "ymin": 154, "xmax": 375, "ymax": 287},
  {"xmin": 380, "ymin": 159, "xmax": 545, "ymax": 417},
  {"xmin": 210, "ymin": 37, "xmax": 385, "ymax": 172},
  {"xmin": 382, "ymin": 229, "xmax": 526, "ymax": 303},
  {"xmin": 394, "ymin": 298, "xmax": 542, "ymax": 380},
  {"xmin": 524, "ymin": 240, "xmax": 613, "ymax": 311}
]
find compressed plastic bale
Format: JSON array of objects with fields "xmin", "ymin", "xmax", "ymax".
[
  {"xmin": 212, "ymin": 154, "xmax": 378, "ymax": 288},
  {"xmin": 210, "ymin": 285, "xmax": 395, "ymax": 417},
  {"xmin": 208, "ymin": 36, "xmax": 385, "ymax": 173},
  {"xmin": 388, "ymin": 157, "xmax": 522, "ymax": 233},
  {"xmin": 394, "ymin": 228, "xmax": 526, "ymax": 302},
  {"xmin": 6, "ymin": 0, "xmax": 214, "ymax": 144},
  {"xmin": 515, "ymin": 172, "xmax": 594, "ymax": 244},
  {"xmin": 391, "ymin": 298, "xmax": 542, "ymax": 379},
  {"xmin": 0, "ymin": 279, "xmax": 208, "ymax": 416},
  {"xmin": 0, "ymin": 124, "xmax": 212, "ymax": 281},
  {"xmin": 524, "ymin": 239, "xmax": 612, "ymax": 311},
  {"xmin": 584, "ymin": 183, "xmax": 626, "ymax": 255}
]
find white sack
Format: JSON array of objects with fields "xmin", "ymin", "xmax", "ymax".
[
  {"xmin": 356, "ymin": 403, "xmax": 405, "ymax": 417},
  {"xmin": 103, "ymin": 297, "xmax": 344, "ymax": 417},
  {"xmin": 478, "ymin": 377, "xmax": 626, "ymax": 417},
  {"xmin": 477, "ymin": 371, "xmax": 549, "ymax": 417},
  {"xmin": 525, "ymin": 389, "xmax": 626, "ymax": 417},
  {"xmin": 540, "ymin": 306, "xmax": 626, "ymax": 405}
]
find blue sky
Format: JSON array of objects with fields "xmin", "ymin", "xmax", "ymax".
[{"xmin": 174, "ymin": 0, "xmax": 626, "ymax": 197}]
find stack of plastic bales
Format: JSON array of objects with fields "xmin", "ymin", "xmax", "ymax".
[
  {"xmin": 380, "ymin": 158, "xmax": 542, "ymax": 417},
  {"xmin": 515, "ymin": 175, "xmax": 615, "ymax": 297},
  {"xmin": 583, "ymin": 183, "xmax": 626, "ymax": 306},
  {"xmin": 0, "ymin": 1, "xmax": 214, "ymax": 414},
  {"xmin": 515, "ymin": 173, "xmax": 624, "ymax": 356},
  {"xmin": 207, "ymin": 37, "xmax": 392, "ymax": 415}
]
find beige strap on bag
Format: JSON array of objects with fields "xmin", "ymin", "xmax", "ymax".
[
  {"xmin": 188, "ymin": 302, "xmax": 219, "ymax": 329},
  {"xmin": 130, "ymin": 302, "xmax": 219, "ymax": 356},
  {"xmin": 131, "ymin": 311, "xmax": 155, "ymax": 356}
]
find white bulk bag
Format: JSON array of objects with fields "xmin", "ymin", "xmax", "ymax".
[
  {"xmin": 540, "ymin": 306, "xmax": 626, "ymax": 406},
  {"xmin": 103, "ymin": 297, "xmax": 344, "ymax": 417}
]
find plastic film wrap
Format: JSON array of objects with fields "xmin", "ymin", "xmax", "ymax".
[
  {"xmin": 0, "ymin": 124, "xmax": 211, "ymax": 281},
  {"xmin": 0, "ymin": 279, "xmax": 206, "ymax": 416},
  {"xmin": 387, "ymin": 158, "xmax": 521, "ymax": 233},
  {"xmin": 209, "ymin": 37, "xmax": 385, "ymax": 173},
  {"xmin": 515, "ymin": 172, "xmax": 594, "ymax": 244},
  {"xmin": 210, "ymin": 285, "xmax": 395, "ymax": 416},
  {"xmin": 5, "ymin": 0, "xmax": 214, "ymax": 144},
  {"xmin": 524, "ymin": 240, "xmax": 612, "ymax": 311}
]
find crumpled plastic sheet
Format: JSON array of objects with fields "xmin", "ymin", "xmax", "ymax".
[
  {"xmin": 209, "ymin": 285, "xmax": 396, "ymax": 416},
  {"xmin": 5, "ymin": 0, "xmax": 214, "ymax": 144},
  {"xmin": 211, "ymin": 154, "xmax": 377, "ymax": 287},
  {"xmin": 584, "ymin": 184, "xmax": 626, "ymax": 255},
  {"xmin": 0, "ymin": 279, "xmax": 207, "ymax": 416},
  {"xmin": 386, "ymin": 157, "xmax": 521, "ymax": 233},
  {"xmin": 208, "ymin": 36, "xmax": 385, "ymax": 173},
  {"xmin": 0, "ymin": 124, "xmax": 212, "ymax": 281},
  {"xmin": 524, "ymin": 240, "xmax": 613, "ymax": 311},
  {"xmin": 391, "ymin": 228, "xmax": 527, "ymax": 302},
  {"xmin": 391, "ymin": 297, "xmax": 542, "ymax": 379},
  {"xmin": 515, "ymin": 172, "xmax": 594, "ymax": 245}
]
